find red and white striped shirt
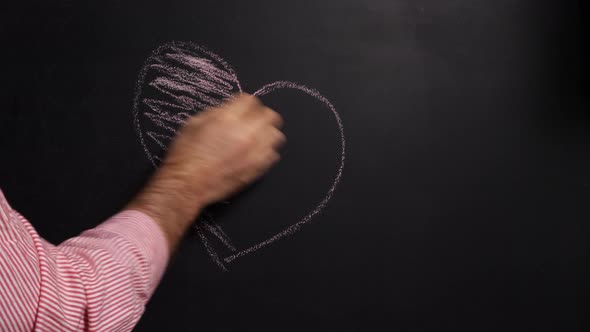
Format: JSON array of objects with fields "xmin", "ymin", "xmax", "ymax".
[{"xmin": 0, "ymin": 189, "xmax": 169, "ymax": 331}]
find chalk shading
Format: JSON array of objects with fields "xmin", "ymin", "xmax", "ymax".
[
  {"xmin": 195, "ymin": 224, "xmax": 228, "ymax": 271},
  {"xmin": 201, "ymin": 212, "xmax": 237, "ymax": 252},
  {"xmin": 132, "ymin": 42, "xmax": 345, "ymax": 270},
  {"xmin": 133, "ymin": 41, "xmax": 242, "ymax": 166}
]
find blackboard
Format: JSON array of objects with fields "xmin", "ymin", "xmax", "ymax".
[{"xmin": 0, "ymin": 1, "xmax": 588, "ymax": 331}]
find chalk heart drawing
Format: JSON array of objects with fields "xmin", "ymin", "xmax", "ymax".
[{"xmin": 133, "ymin": 41, "xmax": 345, "ymax": 270}]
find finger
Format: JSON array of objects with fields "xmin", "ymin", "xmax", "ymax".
[
  {"xmin": 266, "ymin": 108, "xmax": 283, "ymax": 129},
  {"xmin": 183, "ymin": 112, "xmax": 206, "ymax": 129},
  {"xmin": 234, "ymin": 93, "xmax": 262, "ymax": 115},
  {"xmin": 255, "ymin": 151, "xmax": 281, "ymax": 176},
  {"xmin": 254, "ymin": 126, "xmax": 285, "ymax": 151},
  {"xmin": 245, "ymin": 148, "xmax": 280, "ymax": 182},
  {"xmin": 268, "ymin": 128, "xmax": 286, "ymax": 150},
  {"xmin": 268, "ymin": 151, "xmax": 281, "ymax": 165},
  {"xmin": 251, "ymin": 106, "xmax": 282, "ymax": 129}
]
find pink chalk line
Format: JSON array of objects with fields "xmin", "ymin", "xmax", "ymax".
[{"xmin": 223, "ymin": 81, "xmax": 346, "ymax": 263}]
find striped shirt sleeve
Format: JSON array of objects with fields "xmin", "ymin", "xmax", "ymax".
[{"xmin": 0, "ymin": 189, "xmax": 169, "ymax": 332}]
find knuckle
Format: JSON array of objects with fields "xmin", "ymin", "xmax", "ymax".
[
  {"xmin": 278, "ymin": 131, "xmax": 287, "ymax": 144},
  {"xmin": 241, "ymin": 93, "xmax": 260, "ymax": 107},
  {"xmin": 240, "ymin": 132, "xmax": 258, "ymax": 148},
  {"xmin": 184, "ymin": 116, "xmax": 201, "ymax": 128},
  {"xmin": 272, "ymin": 152, "xmax": 281, "ymax": 162},
  {"xmin": 269, "ymin": 110, "xmax": 283, "ymax": 126}
]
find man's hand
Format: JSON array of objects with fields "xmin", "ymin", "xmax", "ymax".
[{"xmin": 127, "ymin": 93, "xmax": 285, "ymax": 251}]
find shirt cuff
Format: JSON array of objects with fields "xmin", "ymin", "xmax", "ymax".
[
  {"xmin": 96, "ymin": 210, "xmax": 170, "ymax": 297},
  {"xmin": 0, "ymin": 189, "xmax": 12, "ymax": 222}
]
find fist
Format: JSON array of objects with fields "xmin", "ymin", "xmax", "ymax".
[{"xmin": 158, "ymin": 93, "xmax": 285, "ymax": 208}]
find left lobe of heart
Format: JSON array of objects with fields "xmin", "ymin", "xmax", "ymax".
[{"xmin": 133, "ymin": 41, "xmax": 242, "ymax": 166}]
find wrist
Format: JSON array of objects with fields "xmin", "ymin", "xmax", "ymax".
[{"xmin": 126, "ymin": 168, "xmax": 205, "ymax": 252}]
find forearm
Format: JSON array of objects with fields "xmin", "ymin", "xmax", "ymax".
[
  {"xmin": 126, "ymin": 166, "xmax": 206, "ymax": 253},
  {"xmin": 0, "ymin": 94, "xmax": 284, "ymax": 331}
]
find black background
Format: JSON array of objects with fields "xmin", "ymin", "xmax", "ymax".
[{"xmin": 0, "ymin": 1, "xmax": 589, "ymax": 331}]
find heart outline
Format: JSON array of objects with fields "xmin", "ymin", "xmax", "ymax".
[{"xmin": 132, "ymin": 41, "xmax": 346, "ymax": 270}]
